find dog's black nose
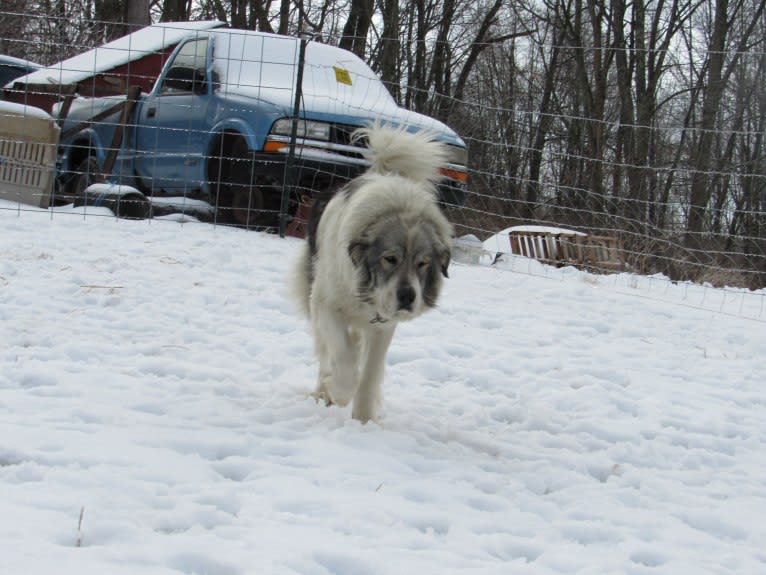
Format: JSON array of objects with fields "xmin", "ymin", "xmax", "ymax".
[{"xmin": 397, "ymin": 285, "xmax": 416, "ymax": 309}]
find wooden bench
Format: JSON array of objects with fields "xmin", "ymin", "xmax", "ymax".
[{"xmin": 506, "ymin": 230, "xmax": 624, "ymax": 271}]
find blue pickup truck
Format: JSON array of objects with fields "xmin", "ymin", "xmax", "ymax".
[{"xmin": 55, "ymin": 28, "xmax": 468, "ymax": 228}]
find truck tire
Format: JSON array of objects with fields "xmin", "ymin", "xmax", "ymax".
[
  {"xmin": 66, "ymin": 156, "xmax": 101, "ymax": 204},
  {"xmin": 225, "ymin": 139, "xmax": 266, "ymax": 228}
]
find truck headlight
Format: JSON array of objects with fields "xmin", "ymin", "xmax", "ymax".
[
  {"xmin": 270, "ymin": 119, "xmax": 331, "ymax": 141},
  {"xmin": 445, "ymin": 144, "xmax": 467, "ymax": 167}
]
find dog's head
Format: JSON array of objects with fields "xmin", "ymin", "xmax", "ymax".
[{"xmin": 347, "ymin": 199, "xmax": 451, "ymax": 323}]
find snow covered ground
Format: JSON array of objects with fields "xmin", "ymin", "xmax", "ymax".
[{"xmin": 1, "ymin": 204, "xmax": 765, "ymax": 575}]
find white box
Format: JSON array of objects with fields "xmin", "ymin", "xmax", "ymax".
[{"xmin": 0, "ymin": 101, "xmax": 59, "ymax": 209}]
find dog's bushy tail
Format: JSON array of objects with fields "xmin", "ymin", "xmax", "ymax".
[{"xmin": 354, "ymin": 124, "xmax": 450, "ymax": 185}]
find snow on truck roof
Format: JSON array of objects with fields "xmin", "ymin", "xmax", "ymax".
[{"xmin": 6, "ymin": 20, "xmax": 224, "ymax": 88}]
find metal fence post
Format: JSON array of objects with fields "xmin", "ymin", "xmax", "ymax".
[{"xmin": 279, "ymin": 35, "xmax": 308, "ymax": 238}]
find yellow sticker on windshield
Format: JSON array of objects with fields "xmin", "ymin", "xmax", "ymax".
[{"xmin": 333, "ymin": 66, "xmax": 353, "ymax": 86}]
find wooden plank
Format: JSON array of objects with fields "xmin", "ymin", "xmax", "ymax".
[
  {"xmin": 510, "ymin": 234, "xmax": 522, "ymax": 257},
  {"xmin": 504, "ymin": 230, "xmax": 623, "ymax": 271},
  {"xmin": 102, "ymin": 86, "xmax": 142, "ymax": 175},
  {"xmin": 587, "ymin": 235, "xmax": 625, "ymax": 270}
]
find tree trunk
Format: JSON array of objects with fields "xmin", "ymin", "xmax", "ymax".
[
  {"xmin": 411, "ymin": 0, "xmax": 429, "ymax": 112},
  {"xmin": 339, "ymin": 0, "xmax": 375, "ymax": 58},
  {"xmin": 159, "ymin": 0, "xmax": 190, "ymax": 22},
  {"xmin": 685, "ymin": 0, "xmax": 730, "ymax": 249},
  {"xmin": 249, "ymin": 0, "xmax": 275, "ymax": 32},
  {"xmin": 525, "ymin": 7, "xmax": 566, "ymax": 218},
  {"xmin": 124, "ymin": 0, "xmax": 150, "ymax": 33},
  {"xmin": 430, "ymin": 0, "xmax": 456, "ymax": 118},
  {"xmin": 684, "ymin": 0, "xmax": 764, "ymax": 235},
  {"xmin": 378, "ymin": 0, "xmax": 401, "ymax": 101},
  {"xmin": 278, "ymin": 0, "xmax": 290, "ymax": 34},
  {"xmin": 95, "ymin": 0, "xmax": 125, "ymax": 41},
  {"xmin": 451, "ymin": 0, "xmax": 505, "ymax": 105}
]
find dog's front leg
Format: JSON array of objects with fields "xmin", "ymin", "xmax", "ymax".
[
  {"xmin": 352, "ymin": 324, "xmax": 396, "ymax": 423},
  {"xmin": 311, "ymin": 307, "xmax": 360, "ymax": 407}
]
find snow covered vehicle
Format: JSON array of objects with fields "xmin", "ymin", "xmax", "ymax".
[{"xmin": 51, "ymin": 27, "xmax": 468, "ymax": 228}]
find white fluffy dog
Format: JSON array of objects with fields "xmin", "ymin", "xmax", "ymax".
[{"xmin": 293, "ymin": 124, "xmax": 453, "ymax": 422}]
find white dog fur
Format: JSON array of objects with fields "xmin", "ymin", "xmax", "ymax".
[{"xmin": 293, "ymin": 124, "xmax": 453, "ymax": 422}]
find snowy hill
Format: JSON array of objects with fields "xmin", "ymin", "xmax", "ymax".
[{"xmin": 1, "ymin": 206, "xmax": 764, "ymax": 574}]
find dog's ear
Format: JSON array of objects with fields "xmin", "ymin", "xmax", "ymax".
[{"xmin": 348, "ymin": 241, "xmax": 369, "ymax": 267}]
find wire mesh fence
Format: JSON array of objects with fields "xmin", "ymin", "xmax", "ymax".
[{"xmin": 1, "ymin": 7, "xmax": 765, "ymax": 315}]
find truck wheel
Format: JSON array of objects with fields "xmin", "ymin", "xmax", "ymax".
[
  {"xmin": 66, "ymin": 156, "xmax": 100, "ymax": 203},
  {"xmin": 226, "ymin": 140, "xmax": 266, "ymax": 228}
]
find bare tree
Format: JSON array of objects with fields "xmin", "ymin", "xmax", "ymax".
[
  {"xmin": 685, "ymin": 0, "xmax": 765, "ymax": 252},
  {"xmin": 339, "ymin": 0, "xmax": 374, "ymax": 57},
  {"xmin": 124, "ymin": 0, "xmax": 150, "ymax": 32},
  {"xmin": 0, "ymin": 1, "xmax": 30, "ymax": 58},
  {"xmin": 610, "ymin": 0, "xmax": 700, "ymax": 249},
  {"xmin": 377, "ymin": 0, "xmax": 401, "ymax": 100},
  {"xmin": 524, "ymin": 0, "xmax": 568, "ymax": 218},
  {"xmin": 157, "ymin": 0, "xmax": 192, "ymax": 22}
]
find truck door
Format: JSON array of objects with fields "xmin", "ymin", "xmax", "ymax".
[{"xmin": 134, "ymin": 37, "xmax": 210, "ymax": 195}]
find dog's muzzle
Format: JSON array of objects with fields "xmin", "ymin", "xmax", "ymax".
[{"xmin": 397, "ymin": 284, "xmax": 416, "ymax": 311}]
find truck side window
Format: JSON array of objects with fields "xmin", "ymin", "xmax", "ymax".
[{"xmin": 159, "ymin": 38, "xmax": 209, "ymax": 94}]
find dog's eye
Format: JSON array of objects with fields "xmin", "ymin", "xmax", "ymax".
[
  {"xmin": 417, "ymin": 259, "xmax": 430, "ymax": 270},
  {"xmin": 383, "ymin": 254, "xmax": 399, "ymax": 266}
]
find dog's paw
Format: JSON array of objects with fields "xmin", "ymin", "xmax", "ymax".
[
  {"xmin": 351, "ymin": 394, "xmax": 379, "ymax": 424},
  {"xmin": 351, "ymin": 406, "xmax": 377, "ymax": 424},
  {"xmin": 313, "ymin": 374, "xmax": 356, "ymax": 407},
  {"xmin": 310, "ymin": 389, "xmax": 334, "ymax": 406},
  {"xmin": 328, "ymin": 389, "xmax": 354, "ymax": 407}
]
